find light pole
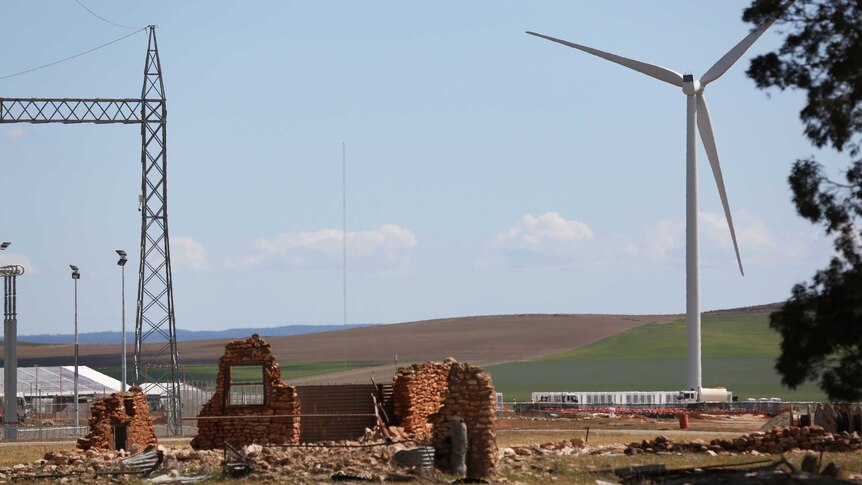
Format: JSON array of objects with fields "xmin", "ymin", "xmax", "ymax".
[
  {"xmin": 116, "ymin": 250, "xmax": 128, "ymax": 392},
  {"xmin": 2, "ymin": 241, "xmax": 24, "ymax": 440},
  {"xmin": 70, "ymin": 265, "xmax": 80, "ymax": 428}
]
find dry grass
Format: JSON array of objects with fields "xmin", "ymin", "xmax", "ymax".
[
  {"xmin": 0, "ymin": 442, "xmax": 72, "ymax": 467},
  {"xmin": 497, "ymin": 424, "xmax": 862, "ymax": 484},
  {"xmin": 502, "ymin": 452, "xmax": 862, "ymax": 485}
]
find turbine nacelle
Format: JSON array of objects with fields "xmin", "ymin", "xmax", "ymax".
[{"xmin": 681, "ymin": 75, "xmax": 702, "ymax": 96}]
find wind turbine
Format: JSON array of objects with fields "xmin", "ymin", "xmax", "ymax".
[{"xmin": 527, "ymin": 2, "xmax": 792, "ymax": 392}]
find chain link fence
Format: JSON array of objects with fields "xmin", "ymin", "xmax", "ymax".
[{"xmin": 0, "ymin": 380, "xmax": 225, "ymax": 441}]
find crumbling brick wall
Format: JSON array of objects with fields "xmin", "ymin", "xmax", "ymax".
[
  {"xmin": 392, "ymin": 361, "xmax": 449, "ymax": 436},
  {"xmin": 392, "ymin": 358, "xmax": 498, "ymax": 478},
  {"xmin": 191, "ymin": 334, "xmax": 300, "ymax": 449},
  {"xmin": 77, "ymin": 386, "xmax": 156, "ymax": 451}
]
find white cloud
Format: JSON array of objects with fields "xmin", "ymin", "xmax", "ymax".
[
  {"xmin": 0, "ymin": 252, "xmax": 37, "ymax": 274},
  {"xmin": 482, "ymin": 209, "xmax": 827, "ymax": 271},
  {"xmin": 644, "ymin": 219, "xmax": 684, "ymax": 264},
  {"xmin": 171, "ymin": 236, "xmax": 210, "ymax": 271},
  {"xmin": 482, "ymin": 212, "xmax": 596, "ymax": 268},
  {"xmin": 4, "ymin": 127, "xmax": 28, "ymax": 139},
  {"xmin": 642, "ymin": 210, "xmax": 823, "ymax": 268},
  {"xmin": 227, "ymin": 224, "xmax": 417, "ymax": 271}
]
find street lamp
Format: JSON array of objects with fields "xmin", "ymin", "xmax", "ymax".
[
  {"xmin": 116, "ymin": 250, "xmax": 128, "ymax": 392},
  {"xmin": 70, "ymin": 265, "xmax": 80, "ymax": 428}
]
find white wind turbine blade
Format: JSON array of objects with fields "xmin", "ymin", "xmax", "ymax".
[
  {"xmin": 526, "ymin": 31, "xmax": 684, "ymax": 87},
  {"xmin": 696, "ymin": 94, "xmax": 744, "ymax": 275},
  {"xmin": 701, "ymin": 0, "xmax": 795, "ymax": 85}
]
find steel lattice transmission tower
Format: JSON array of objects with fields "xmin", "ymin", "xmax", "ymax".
[{"xmin": 0, "ymin": 26, "xmax": 183, "ymax": 434}]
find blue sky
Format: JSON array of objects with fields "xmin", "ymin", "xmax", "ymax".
[{"xmin": 0, "ymin": 1, "xmax": 843, "ymax": 334}]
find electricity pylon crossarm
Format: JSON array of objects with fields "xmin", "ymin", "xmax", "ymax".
[{"xmin": 0, "ymin": 26, "xmax": 182, "ymax": 435}]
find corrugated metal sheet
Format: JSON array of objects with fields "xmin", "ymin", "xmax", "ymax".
[{"xmin": 296, "ymin": 384, "xmax": 391, "ymax": 442}]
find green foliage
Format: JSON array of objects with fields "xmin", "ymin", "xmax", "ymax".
[
  {"xmin": 742, "ymin": 0, "xmax": 862, "ymax": 401},
  {"xmin": 744, "ymin": 0, "xmax": 861, "ymax": 153},
  {"xmin": 770, "ymin": 262, "xmax": 862, "ymax": 401}
]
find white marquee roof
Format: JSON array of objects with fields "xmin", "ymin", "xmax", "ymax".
[{"xmin": 0, "ymin": 366, "xmax": 122, "ymax": 398}]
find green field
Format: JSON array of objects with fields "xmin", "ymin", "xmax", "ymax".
[
  {"xmin": 98, "ymin": 361, "xmax": 383, "ymax": 384},
  {"xmin": 487, "ymin": 313, "xmax": 826, "ymax": 402}
]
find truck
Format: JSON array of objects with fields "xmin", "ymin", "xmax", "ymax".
[
  {"xmin": 677, "ymin": 387, "xmax": 733, "ymax": 403},
  {"xmin": 0, "ymin": 394, "xmax": 31, "ymax": 424},
  {"xmin": 532, "ymin": 387, "xmax": 733, "ymax": 405}
]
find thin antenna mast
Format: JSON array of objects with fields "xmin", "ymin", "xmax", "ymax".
[{"xmin": 342, "ymin": 142, "xmax": 348, "ymax": 371}]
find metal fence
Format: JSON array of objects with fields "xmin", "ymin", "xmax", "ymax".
[
  {"xmin": 1, "ymin": 380, "xmax": 393, "ymax": 442},
  {"xmin": 506, "ymin": 400, "xmax": 828, "ymax": 418},
  {"xmin": 0, "ymin": 382, "xmax": 217, "ymax": 441}
]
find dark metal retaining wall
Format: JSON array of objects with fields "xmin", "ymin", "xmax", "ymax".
[{"xmin": 296, "ymin": 384, "xmax": 392, "ymax": 442}]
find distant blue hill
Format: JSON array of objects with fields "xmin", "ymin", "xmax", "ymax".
[{"xmin": 5, "ymin": 324, "xmax": 376, "ymax": 345}]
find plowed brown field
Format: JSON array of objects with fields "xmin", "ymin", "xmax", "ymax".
[{"xmin": 7, "ymin": 313, "xmax": 678, "ymax": 371}]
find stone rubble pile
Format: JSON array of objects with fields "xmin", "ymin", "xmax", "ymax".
[
  {"xmin": 191, "ymin": 334, "xmax": 301, "ymax": 449},
  {"xmin": 498, "ymin": 427, "xmax": 862, "ymax": 463},
  {"xmin": 0, "ymin": 447, "xmax": 157, "ymax": 482},
  {"xmin": 76, "ymin": 386, "xmax": 157, "ymax": 451},
  {"xmin": 393, "ymin": 358, "xmax": 498, "ymax": 478},
  {"xmin": 624, "ymin": 426, "xmax": 862, "ymax": 455},
  {"xmin": 501, "ymin": 437, "xmax": 590, "ymax": 459},
  {"xmin": 0, "ymin": 440, "xmax": 420, "ymax": 483}
]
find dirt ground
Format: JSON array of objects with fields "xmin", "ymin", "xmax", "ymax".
[
  {"xmin": 498, "ymin": 412, "xmax": 772, "ymax": 433},
  {"xmin": 2, "ymin": 413, "xmax": 861, "ymax": 484}
]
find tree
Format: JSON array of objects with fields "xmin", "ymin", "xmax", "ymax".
[{"xmin": 741, "ymin": 0, "xmax": 862, "ymax": 400}]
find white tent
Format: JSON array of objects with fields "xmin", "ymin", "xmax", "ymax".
[{"xmin": 0, "ymin": 366, "xmax": 122, "ymax": 398}]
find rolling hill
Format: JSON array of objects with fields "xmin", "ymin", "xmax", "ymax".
[
  {"xmin": 2, "ymin": 306, "xmax": 817, "ymax": 401},
  {"xmin": 2, "ymin": 313, "xmax": 676, "ymax": 370},
  {"xmin": 5, "ymin": 324, "xmax": 376, "ymax": 345},
  {"xmin": 485, "ymin": 312, "xmax": 825, "ymax": 402}
]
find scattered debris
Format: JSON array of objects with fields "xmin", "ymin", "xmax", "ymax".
[
  {"xmin": 331, "ymin": 470, "xmax": 375, "ymax": 481},
  {"xmin": 147, "ymin": 474, "xmax": 211, "ymax": 483},
  {"xmin": 222, "ymin": 442, "xmax": 252, "ymax": 478},
  {"xmin": 393, "ymin": 446, "xmax": 435, "ymax": 471},
  {"xmin": 119, "ymin": 445, "xmax": 164, "ymax": 476},
  {"xmin": 613, "ymin": 456, "xmax": 854, "ymax": 484}
]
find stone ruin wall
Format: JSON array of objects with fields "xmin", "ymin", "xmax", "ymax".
[
  {"xmin": 190, "ymin": 334, "xmax": 300, "ymax": 449},
  {"xmin": 392, "ymin": 361, "xmax": 449, "ymax": 436},
  {"xmin": 77, "ymin": 386, "xmax": 157, "ymax": 451},
  {"xmin": 392, "ymin": 358, "xmax": 498, "ymax": 478}
]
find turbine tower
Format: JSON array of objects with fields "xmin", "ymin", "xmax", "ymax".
[{"xmin": 527, "ymin": 2, "xmax": 792, "ymax": 391}]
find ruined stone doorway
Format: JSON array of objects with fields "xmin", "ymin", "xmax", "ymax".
[{"xmin": 114, "ymin": 424, "xmax": 128, "ymax": 451}]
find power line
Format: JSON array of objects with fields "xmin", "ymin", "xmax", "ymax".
[
  {"xmin": 0, "ymin": 27, "xmax": 146, "ymax": 81},
  {"xmin": 72, "ymin": 0, "xmax": 139, "ymax": 30}
]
